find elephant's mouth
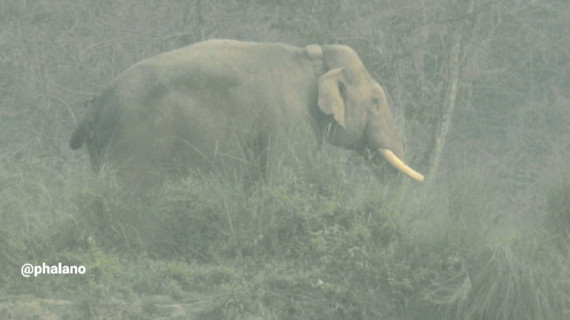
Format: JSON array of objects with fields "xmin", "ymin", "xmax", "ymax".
[
  {"xmin": 355, "ymin": 146, "xmax": 424, "ymax": 182},
  {"xmin": 377, "ymin": 148, "xmax": 424, "ymax": 182}
]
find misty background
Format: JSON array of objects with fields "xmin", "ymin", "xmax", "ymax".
[{"xmin": 1, "ymin": 0, "xmax": 568, "ymax": 319}]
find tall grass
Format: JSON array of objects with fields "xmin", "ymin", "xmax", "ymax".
[{"xmin": 3, "ymin": 150, "xmax": 569, "ymax": 318}]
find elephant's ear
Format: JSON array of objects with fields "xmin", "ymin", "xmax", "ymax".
[{"xmin": 318, "ymin": 68, "xmax": 346, "ymax": 129}]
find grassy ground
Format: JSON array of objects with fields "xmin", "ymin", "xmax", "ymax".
[{"xmin": 1, "ymin": 152, "xmax": 569, "ymax": 319}]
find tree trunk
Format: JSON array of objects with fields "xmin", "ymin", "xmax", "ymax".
[{"xmin": 428, "ymin": 0, "xmax": 474, "ymax": 179}]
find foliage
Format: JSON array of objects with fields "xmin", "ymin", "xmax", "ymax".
[
  {"xmin": 1, "ymin": 0, "xmax": 569, "ymax": 318},
  {"xmin": 3, "ymin": 151, "xmax": 570, "ymax": 319}
]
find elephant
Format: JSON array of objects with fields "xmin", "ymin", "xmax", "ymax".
[{"xmin": 70, "ymin": 39, "xmax": 424, "ymax": 186}]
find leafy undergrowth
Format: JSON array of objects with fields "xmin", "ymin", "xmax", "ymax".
[{"xmin": 1, "ymin": 159, "xmax": 569, "ymax": 319}]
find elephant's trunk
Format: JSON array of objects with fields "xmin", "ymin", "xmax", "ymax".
[{"xmin": 378, "ymin": 149, "xmax": 424, "ymax": 182}]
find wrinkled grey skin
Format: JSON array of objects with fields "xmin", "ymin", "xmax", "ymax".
[{"xmin": 70, "ymin": 39, "xmax": 423, "ymax": 186}]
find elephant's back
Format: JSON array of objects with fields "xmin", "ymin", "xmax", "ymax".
[{"xmin": 121, "ymin": 40, "xmax": 304, "ymax": 82}]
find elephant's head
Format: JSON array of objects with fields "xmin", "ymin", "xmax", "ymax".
[{"xmin": 315, "ymin": 45, "xmax": 424, "ymax": 182}]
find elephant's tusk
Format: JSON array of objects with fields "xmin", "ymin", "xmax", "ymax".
[{"xmin": 378, "ymin": 149, "xmax": 424, "ymax": 182}]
